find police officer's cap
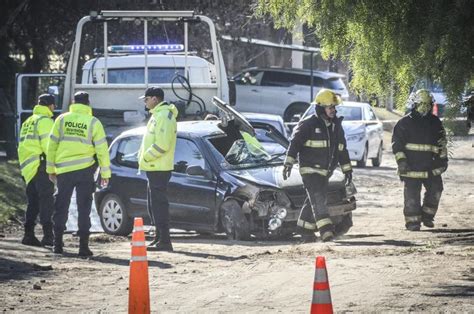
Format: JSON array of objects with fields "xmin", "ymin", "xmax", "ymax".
[
  {"xmin": 38, "ymin": 94, "xmax": 55, "ymax": 106},
  {"xmin": 74, "ymin": 91, "xmax": 90, "ymax": 104},
  {"xmin": 139, "ymin": 86, "xmax": 164, "ymax": 100}
]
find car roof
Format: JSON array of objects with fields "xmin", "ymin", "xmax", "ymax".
[
  {"xmin": 239, "ymin": 67, "xmax": 345, "ymax": 79},
  {"xmin": 119, "ymin": 120, "xmax": 225, "ymax": 138}
]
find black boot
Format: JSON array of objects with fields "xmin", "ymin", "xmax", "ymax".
[
  {"xmin": 406, "ymin": 223, "xmax": 421, "ymax": 231},
  {"xmin": 78, "ymin": 235, "xmax": 93, "ymax": 257},
  {"xmin": 147, "ymin": 228, "xmax": 160, "ymax": 247},
  {"xmin": 22, "ymin": 226, "xmax": 42, "ymax": 247},
  {"xmin": 296, "ymin": 226, "xmax": 317, "ymax": 243},
  {"xmin": 41, "ymin": 224, "xmax": 54, "ymax": 247},
  {"xmin": 53, "ymin": 232, "xmax": 64, "ymax": 254},
  {"xmin": 148, "ymin": 227, "xmax": 173, "ymax": 252}
]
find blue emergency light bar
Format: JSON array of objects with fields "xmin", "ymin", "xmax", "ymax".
[{"xmin": 108, "ymin": 44, "xmax": 185, "ymax": 53}]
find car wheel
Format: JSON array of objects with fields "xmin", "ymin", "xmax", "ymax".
[
  {"xmin": 219, "ymin": 199, "xmax": 251, "ymax": 241},
  {"xmin": 335, "ymin": 213, "xmax": 353, "ymax": 236},
  {"xmin": 371, "ymin": 141, "xmax": 383, "ymax": 167},
  {"xmin": 98, "ymin": 193, "xmax": 133, "ymax": 236},
  {"xmin": 356, "ymin": 144, "xmax": 368, "ymax": 167},
  {"xmin": 283, "ymin": 103, "xmax": 309, "ymax": 122}
]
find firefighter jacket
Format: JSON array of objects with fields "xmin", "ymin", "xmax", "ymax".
[
  {"xmin": 138, "ymin": 102, "xmax": 178, "ymax": 171},
  {"xmin": 285, "ymin": 114, "xmax": 352, "ymax": 176},
  {"xmin": 46, "ymin": 103, "xmax": 111, "ymax": 178},
  {"xmin": 18, "ymin": 105, "xmax": 54, "ymax": 184},
  {"xmin": 392, "ymin": 111, "xmax": 448, "ymax": 179}
]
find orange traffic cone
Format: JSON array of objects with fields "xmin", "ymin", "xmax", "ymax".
[
  {"xmin": 128, "ymin": 217, "xmax": 150, "ymax": 314},
  {"xmin": 310, "ymin": 256, "xmax": 333, "ymax": 314}
]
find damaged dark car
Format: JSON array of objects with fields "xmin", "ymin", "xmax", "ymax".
[{"xmin": 94, "ymin": 98, "xmax": 357, "ymax": 240}]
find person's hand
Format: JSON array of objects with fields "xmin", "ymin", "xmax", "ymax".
[
  {"xmin": 283, "ymin": 163, "xmax": 293, "ymax": 180},
  {"xmin": 101, "ymin": 178, "xmax": 109, "ymax": 188},
  {"xmin": 398, "ymin": 160, "xmax": 409, "ymax": 175},
  {"xmin": 48, "ymin": 174, "xmax": 57, "ymax": 184},
  {"xmin": 344, "ymin": 172, "xmax": 353, "ymax": 185}
]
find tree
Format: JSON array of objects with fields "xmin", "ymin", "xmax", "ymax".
[{"xmin": 257, "ymin": 0, "xmax": 474, "ymax": 108}]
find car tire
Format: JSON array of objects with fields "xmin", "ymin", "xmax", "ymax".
[
  {"xmin": 335, "ymin": 213, "xmax": 353, "ymax": 236},
  {"xmin": 220, "ymin": 199, "xmax": 251, "ymax": 241},
  {"xmin": 371, "ymin": 141, "xmax": 383, "ymax": 167},
  {"xmin": 356, "ymin": 144, "xmax": 368, "ymax": 167},
  {"xmin": 98, "ymin": 193, "xmax": 133, "ymax": 236},
  {"xmin": 283, "ymin": 103, "xmax": 309, "ymax": 122}
]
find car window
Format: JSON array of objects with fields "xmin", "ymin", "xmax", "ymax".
[
  {"xmin": 235, "ymin": 70, "xmax": 263, "ymax": 86},
  {"xmin": 337, "ymin": 106, "xmax": 362, "ymax": 121},
  {"xmin": 116, "ymin": 136, "xmax": 141, "ymax": 168},
  {"xmin": 261, "ymin": 71, "xmax": 295, "ymax": 87},
  {"xmin": 108, "ymin": 67, "xmax": 184, "ymax": 84},
  {"xmin": 324, "ymin": 77, "xmax": 346, "ymax": 91},
  {"xmin": 174, "ymin": 138, "xmax": 206, "ymax": 173},
  {"xmin": 367, "ymin": 107, "xmax": 377, "ymax": 120}
]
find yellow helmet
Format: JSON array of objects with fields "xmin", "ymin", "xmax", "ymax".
[
  {"xmin": 313, "ymin": 89, "xmax": 342, "ymax": 107},
  {"xmin": 413, "ymin": 89, "xmax": 433, "ymax": 106}
]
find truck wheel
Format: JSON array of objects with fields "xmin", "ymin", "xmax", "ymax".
[
  {"xmin": 220, "ymin": 200, "xmax": 251, "ymax": 241},
  {"xmin": 371, "ymin": 141, "xmax": 383, "ymax": 167},
  {"xmin": 356, "ymin": 144, "xmax": 368, "ymax": 167},
  {"xmin": 335, "ymin": 213, "xmax": 353, "ymax": 236},
  {"xmin": 98, "ymin": 194, "xmax": 133, "ymax": 236},
  {"xmin": 284, "ymin": 103, "xmax": 309, "ymax": 122}
]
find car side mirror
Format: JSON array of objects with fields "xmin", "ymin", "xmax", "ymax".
[{"xmin": 186, "ymin": 165, "xmax": 210, "ymax": 178}]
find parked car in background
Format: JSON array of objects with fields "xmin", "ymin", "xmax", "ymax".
[
  {"xmin": 301, "ymin": 101, "xmax": 384, "ymax": 167},
  {"xmin": 232, "ymin": 67, "xmax": 349, "ymax": 122},
  {"xmin": 242, "ymin": 112, "xmax": 289, "ymax": 155},
  {"xmin": 95, "ymin": 98, "xmax": 357, "ymax": 240}
]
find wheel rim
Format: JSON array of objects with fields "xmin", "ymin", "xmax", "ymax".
[{"xmin": 102, "ymin": 199, "xmax": 123, "ymax": 232}]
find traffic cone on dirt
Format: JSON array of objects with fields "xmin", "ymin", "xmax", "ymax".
[
  {"xmin": 128, "ymin": 217, "xmax": 150, "ymax": 314},
  {"xmin": 310, "ymin": 256, "xmax": 333, "ymax": 314}
]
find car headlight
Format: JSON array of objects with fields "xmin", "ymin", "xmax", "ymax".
[
  {"xmin": 346, "ymin": 132, "xmax": 365, "ymax": 142},
  {"xmin": 345, "ymin": 181, "xmax": 358, "ymax": 197}
]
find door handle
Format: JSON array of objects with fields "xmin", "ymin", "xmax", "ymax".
[
  {"xmin": 251, "ymin": 89, "xmax": 259, "ymax": 93},
  {"xmin": 287, "ymin": 92, "xmax": 295, "ymax": 95}
]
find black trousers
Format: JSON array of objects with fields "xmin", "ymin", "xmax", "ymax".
[
  {"xmin": 146, "ymin": 171, "xmax": 172, "ymax": 242},
  {"xmin": 25, "ymin": 163, "xmax": 55, "ymax": 229},
  {"xmin": 403, "ymin": 175, "xmax": 443, "ymax": 225},
  {"xmin": 298, "ymin": 173, "xmax": 331, "ymax": 231},
  {"xmin": 53, "ymin": 166, "xmax": 96, "ymax": 237}
]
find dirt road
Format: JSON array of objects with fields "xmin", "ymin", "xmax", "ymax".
[{"xmin": 1, "ymin": 135, "xmax": 473, "ymax": 312}]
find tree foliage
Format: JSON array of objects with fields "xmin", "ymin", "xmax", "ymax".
[{"xmin": 257, "ymin": 0, "xmax": 474, "ymax": 108}]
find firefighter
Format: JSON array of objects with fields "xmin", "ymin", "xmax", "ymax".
[
  {"xmin": 283, "ymin": 89, "xmax": 353, "ymax": 242},
  {"xmin": 392, "ymin": 89, "xmax": 448, "ymax": 231},
  {"xmin": 18, "ymin": 94, "xmax": 56, "ymax": 246},
  {"xmin": 47, "ymin": 91, "xmax": 111, "ymax": 256},
  {"xmin": 139, "ymin": 87, "xmax": 178, "ymax": 252}
]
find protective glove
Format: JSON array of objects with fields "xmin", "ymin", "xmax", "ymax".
[
  {"xmin": 283, "ymin": 163, "xmax": 293, "ymax": 180},
  {"xmin": 398, "ymin": 160, "xmax": 409, "ymax": 175},
  {"xmin": 344, "ymin": 171, "xmax": 353, "ymax": 185}
]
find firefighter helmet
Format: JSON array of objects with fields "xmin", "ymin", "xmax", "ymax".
[
  {"xmin": 413, "ymin": 89, "xmax": 433, "ymax": 116},
  {"xmin": 313, "ymin": 89, "xmax": 342, "ymax": 107}
]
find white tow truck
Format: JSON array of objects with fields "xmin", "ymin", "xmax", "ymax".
[{"xmin": 16, "ymin": 10, "xmax": 234, "ymax": 139}]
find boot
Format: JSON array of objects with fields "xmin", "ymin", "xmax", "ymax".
[
  {"xmin": 53, "ymin": 232, "xmax": 64, "ymax": 254},
  {"xmin": 78, "ymin": 235, "xmax": 93, "ymax": 257},
  {"xmin": 41, "ymin": 224, "xmax": 54, "ymax": 247},
  {"xmin": 148, "ymin": 227, "xmax": 173, "ymax": 252},
  {"xmin": 147, "ymin": 228, "xmax": 160, "ymax": 247},
  {"xmin": 422, "ymin": 218, "xmax": 434, "ymax": 228},
  {"xmin": 406, "ymin": 223, "xmax": 421, "ymax": 231},
  {"xmin": 22, "ymin": 226, "xmax": 42, "ymax": 247},
  {"xmin": 321, "ymin": 230, "xmax": 335, "ymax": 242},
  {"xmin": 296, "ymin": 226, "xmax": 317, "ymax": 243}
]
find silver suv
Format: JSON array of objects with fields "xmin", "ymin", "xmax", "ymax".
[{"xmin": 232, "ymin": 67, "xmax": 349, "ymax": 121}]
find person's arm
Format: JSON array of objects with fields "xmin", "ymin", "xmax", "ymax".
[
  {"xmin": 284, "ymin": 120, "xmax": 308, "ymax": 166},
  {"xmin": 92, "ymin": 118, "xmax": 111, "ymax": 179},
  {"xmin": 432, "ymin": 119, "xmax": 448, "ymax": 175},
  {"xmin": 392, "ymin": 120, "xmax": 409, "ymax": 174},
  {"xmin": 336, "ymin": 122, "xmax": 352, "ymax": 174},
  {"xmin": 143, "ymin": 112, "xmax": 175, "ymax": 162},
  {"xmin": 38, "ymin": 118, "xmax": 54, "ymax": 154}
]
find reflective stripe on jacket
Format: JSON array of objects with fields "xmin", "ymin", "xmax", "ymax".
[
  {"xmin": 18, "ymin": 105, "xmax": 54, "ymax": 184},
  {"xmin": 392, "ymin": 111, "xmax": 448, "ymax": 177},
  {"xmin": 138, "ymin": 102, "xmax": 178, "ymax": 171},
  {"xmin": 46, "ymin": 103, "xmax": 111, "ymax": 178},
  {"xmin": 285, "ymin": 114, "xmax": 352, "ymax": 176}
]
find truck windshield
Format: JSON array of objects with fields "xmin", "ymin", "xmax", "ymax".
[{"xmin": 108, "ymin": 67, "xmax": 184, "ymax": 84}]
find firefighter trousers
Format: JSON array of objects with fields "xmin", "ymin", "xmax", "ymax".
[
  {"xmin": 298, "ymin": 173, "xmax": 334, "ymax": 235},
  {"xmin": 53, "ymin": 166, "xmax": 96, "ymax": 237},
  {"xmin": 403, "ymin": 175, "xmax": 443, "ymax": 226}
]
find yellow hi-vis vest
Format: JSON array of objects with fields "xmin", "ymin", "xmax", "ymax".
[
  {"xmin": 18, "ymin": 105, "xmax": 54, "ymax": 184},
  {"xmin": 138, "ymin": 102, "xmax": 178, "ymax": 171},
  {"xmin": 46, "ymin": 103, "xmax": 111, "ymax": 178}
]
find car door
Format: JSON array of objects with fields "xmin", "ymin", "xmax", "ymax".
[
  {"xmin": 234, "ymin": 70, "xmax": 264, "ymax": 112},
  {"xmin": 365, "ymin": 105, "xmax": 383, "ymax": 158},
  {"xmin": 168, "ymin": 137, "xmax": 217, "ymax": 229}
]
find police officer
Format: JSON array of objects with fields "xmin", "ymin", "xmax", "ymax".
[
  {"xmin": 138, "ymin": 87, "xmax": 178, "ymax": 252},
  {"xmin": 18, "ymin": 94, "xmax": 56, "ymax": 246},
  {"xmin": 47, "ymin": 91, "xmax": 111, "ymax": 256},
  {"xmin": 283, "ymin": 89, "xmax": 353, "ymax": 242},
  {"xmin": 392, "ymin": 89, "xmax": 448, "ymax": 231}
]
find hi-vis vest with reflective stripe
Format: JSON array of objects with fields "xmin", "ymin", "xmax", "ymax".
[
  {"xmin": 18, "ymin": 105, "xmax": 54, "ymax": 184},
  {"xmin": 138, "ymin": 102, "xmax": 178, "ymax": 171},
  {"xmin": 46, "ymin": 103, "xmax": 111, "ymax": 178}
]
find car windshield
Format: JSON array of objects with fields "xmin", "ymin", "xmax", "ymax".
[{"xmin": 337, "ymin": 106, "xmax": 362, "ymax": 121}]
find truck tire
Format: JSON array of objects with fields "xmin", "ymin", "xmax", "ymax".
[{"xmin": 220, "ymin": 199, "xmax": 251, "ymax": 241}]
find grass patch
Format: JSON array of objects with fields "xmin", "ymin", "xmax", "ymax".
[{"xmin": 0, "ymin": 159, "xmax": 26, "ymax": 225}]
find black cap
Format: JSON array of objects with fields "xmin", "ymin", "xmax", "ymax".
[
  {"xmin": 74, "ymin": 91, "xmax": 90, "ymax": 104},
  {"xmin": 139, "ymin": 86, "xmax": 164, "ymax": 100},
  {"xmin": 38, "ymin": 94, "xmax": 55, "ymax": 106}
]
